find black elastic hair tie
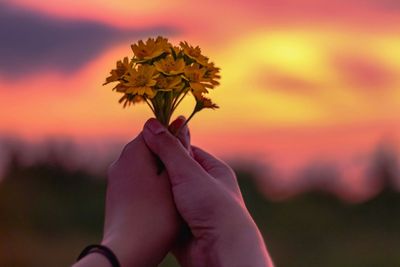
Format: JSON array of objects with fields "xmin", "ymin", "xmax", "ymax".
[{"xmin": 77, "ymin": 244, "xmax": 120, "ymax": 267}]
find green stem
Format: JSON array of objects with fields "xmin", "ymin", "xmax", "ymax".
[
  {"xmin": 164, "ymin": 91, "xmax": 173, "ymax": 126},
  {"xmin": 171, "ymin": 88, "xmax": 189, "ymax": 114},
  {"xmin": 145, "ymin": 97, "xmax": 156, "ymax": 116},
  {"xmin": 170, "ymin": 91, "xmax": 181, "ymax": 111},
  {"xmin": 151, "ymin": 97, "xmax": 162, "ymax": 123}
]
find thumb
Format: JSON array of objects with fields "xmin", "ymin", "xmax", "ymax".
[
  {"xmin": 142, "ymin": 118, "xmax": 207, "ymax": 185},
  {"xmin": 192, "ymin": 146, "xmax": 231, "ymax": 177}
]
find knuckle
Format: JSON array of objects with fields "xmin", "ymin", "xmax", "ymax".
[
  {"xmin": 222, "ymin": 162, "xmax": 236, "ymax": 177},
  {"xmin": 227, "ymin": 166, "xmax": 237, "ymax": 179},
  {"xmin": 212, "ymin": 161, "xmax": 235, "ymax": 177}
]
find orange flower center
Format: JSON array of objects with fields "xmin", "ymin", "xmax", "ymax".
[
  {"xmin": 158, "ymin": 78, "xmax": 168, "ymax": 88},
  {"xmin": 189, "ymin": 72, "xmax": 200, "ymax": 81},
  {"xmin": 164, "ymin": 63, "xmax": 173, "ymax": 71},
  {"xmin": 116, "ymin": 68, "xmax": 126, "ymax": 76},
  {"xmin": 136, "ymin": 75, "xmax": 148, "ymax": 86}
]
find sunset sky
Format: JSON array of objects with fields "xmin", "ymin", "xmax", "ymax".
[{"xmin": 1, "ymin": 0, "xmax": 399, "ymax": 201}]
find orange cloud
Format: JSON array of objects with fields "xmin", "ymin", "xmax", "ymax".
[{"xmin": 258, "ymin": 70, "xmax": 321, "ymax": 93}]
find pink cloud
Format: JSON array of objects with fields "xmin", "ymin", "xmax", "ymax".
[
  {"xmin": 332, "ymin": 52, "xmax": 396, "ymax": 91},
  {"xmin": 220, "ymin": 0, "xmax": 400, "ymax": 28}
]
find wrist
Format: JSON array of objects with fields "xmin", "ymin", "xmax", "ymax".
[
  {"xmin": 101, "ymin": 236, "xmax": 132, "ymax": 267},
  {"xmin": 211, "ymin": 212, "xmax": 272, "ymax": 267},
  {"xmin": 72, "ymin": 253, "xmax": 111, "ymax": 267},
  {"xmin": 101, "ymin": 232, "xmax": 171, "ymax": 267}
]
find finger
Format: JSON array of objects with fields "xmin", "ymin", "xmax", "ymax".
[
  {"xmin": 169, "ymin": 116, "xmax": 191, "ymax": 151},
  {"xmin": 169, "ymin": 115, "xmax": 185, "ymax": 135},
  {"xmin": 108, "ymin": 133, "xmax": 151, "ymax": 176},
  {"xmin": 192, "ymin": 146, "xmax": 231, "ymax": 176},
  {"xmin": 142, "ymin": 118, "xmax": 208, "ymax": 185},
  {"xmin": 113, "ymin": 133, "xmax": 145, "ymax": 162},
  {"xmin": 191, "ymin": 146, "xmax": 240, "ymax": 192}
]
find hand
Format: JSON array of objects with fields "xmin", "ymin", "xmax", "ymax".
[
  {"xmin": 74, "ymin": 117, "xmax": 189, "ymax": 267},
  {"xmin": 143, "ymin": 118, "xmax": 274, "ymax": 267}
]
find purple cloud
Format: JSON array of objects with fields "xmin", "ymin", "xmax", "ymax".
[{"xmin": 0, "ymin": 2, "xmax": 179, "ymax": 79}]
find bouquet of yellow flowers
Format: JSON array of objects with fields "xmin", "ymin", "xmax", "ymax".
[{"xmin": 104, "ymin": 36, "xmax": 220, "ymax": 131}]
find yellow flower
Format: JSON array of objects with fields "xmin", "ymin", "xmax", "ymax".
[
  {"xmin": 194, "ymin": 95, "xmax": 219, "ymax": 112},
  {"xmin": 103, "ymin": 57, "xmax": 132, "ymax": 85},
  {"xmin": 103, "ymin": 36, "xmax": 221, "ymax": 126},
  {"xmin": 121, "ymin": 65, "xmax": 159, "ymax": 98},
  {"xmin": 183, "ymin": 63, "xmax": 211, "ymax": 98},
  {"xmin": 170, "ymin": 45, "xmax": 182, "ymax": 57},
  {"xmin": 118, "ymin": 94, "xmax": 145, "ymax": 108},
  {"xmin": 131, "ymin": 36, "xmax": 171, "ymax": 62},
  {"xmin": 154, "ymin": 55, "xmax": 185, "ymax": 75},
  {"xmin": 180, "ymin": 41, "xmax": 209, "ymax": 66},
  {"xmin": 156, "ymin": 75, "xmax": 183, "ymax": 91},
  {"xmin": 204, "ymin": 62, "xmax": 221, "ymax": 88}
]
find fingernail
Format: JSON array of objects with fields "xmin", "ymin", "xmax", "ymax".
[
  {"xmin": 145, "ymin": 119, "xmax": 167, "ymax": 135},
  {"xmin": 175, "ymin": 116, "xmax": 186, "ymax": 128},
  {"xmin": 169, "ymin": 116, "xmax": 186, "ymax": 131},
  {"xmin": 177, "ymin": 115, "xmax": 186, "ymax": 121}
]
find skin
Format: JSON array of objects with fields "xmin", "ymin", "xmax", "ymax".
[
  {"xmin": 73, "ymin": 121, "xmax": 184, "ymax": 267},
  {"xmin": 73, "ymin": 117, "xmax": 273, "ymax": 267}
]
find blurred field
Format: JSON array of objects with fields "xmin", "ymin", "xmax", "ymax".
[{"xmin": 0, "ymin": 151, "xmax": 399, "ymax": 267}]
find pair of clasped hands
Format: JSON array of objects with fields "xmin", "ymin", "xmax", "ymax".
[{"xmin": 73, "ymin": 117, "xmax": 273, "ymax": 267}]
